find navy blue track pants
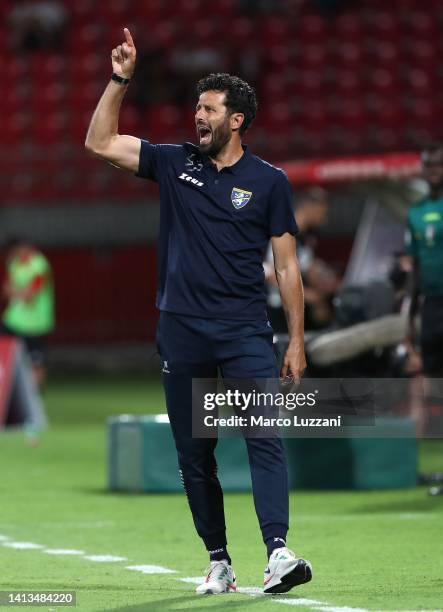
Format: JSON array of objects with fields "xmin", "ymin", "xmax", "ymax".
[{"xmin": 156, "ymin": 311, "xmax": 289, "ymax": 551}]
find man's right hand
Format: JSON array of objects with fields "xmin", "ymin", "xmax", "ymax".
[
  {"xmin": 85, "ymin": 26, "xmax": 140, "ymax": 173},
  {"xmin": 111, "ymin": 27, "xmax": 136, "ymax": 79}
]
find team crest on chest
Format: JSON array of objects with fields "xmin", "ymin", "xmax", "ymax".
[{"xmin": 231, "ymin": 187, "xmax": 252, "ymax": 209}]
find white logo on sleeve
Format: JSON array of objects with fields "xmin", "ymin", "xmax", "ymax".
[
  {"xmin": 178, "ymin": 172, "xmax": 204, "ymax": 187},
  {"xmin": 162, "ymin": 360, "xmax": 170, "ymax": 374},
  {"xmin": 185, "ymin": 153, "xmax": 203, "ymax": 173}
]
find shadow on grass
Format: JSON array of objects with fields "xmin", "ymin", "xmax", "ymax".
[
  {"xmin": 353, "ymin": 494, "xmax": 443, "ymax": 514},
  {"xmin": 72, "ymin": 487, "xmax": 186, "ymax": 497},
  {"xmin": 109, "ymin": 594, "xmax": 265, "ymax": 611},
  {"xmin": 3, "ymin": 583, "xmax": 148, "ymax": 592}
]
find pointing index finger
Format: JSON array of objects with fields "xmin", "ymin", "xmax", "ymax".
[{"xmin": 124, "ymin": 27, "xmax": 134, "ymax": 47}]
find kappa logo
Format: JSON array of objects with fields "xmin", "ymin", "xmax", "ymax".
[
  {"xmin": 231, "ymin": 187, "xmax": 252, "ymax": 209},
  {"xmin": 179, "ymin": 172, "xmax": 204, "ymax": 187},
  {"xmin": 162, "ymin": 360, "xmax": 170, "ymax": 374}
]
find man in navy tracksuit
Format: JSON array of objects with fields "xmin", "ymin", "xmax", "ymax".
[{"xmin": 86, "ymin": 28, "xmax": 311, "ymax": 595}]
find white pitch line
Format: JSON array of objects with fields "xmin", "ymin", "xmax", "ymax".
[
  {"xmin": 85, "ymin": 555, "xmax": 127, "ymax": 562},
  {"xmin": 2, "ymin": 541, "xmax": 43, "ymax": 550},
  {"xmin": 179, "ymin": 577, "xmax": 371, "ymax": 611},
  {"xmin": 296, "ymin": 514, "xmax": 437, "ymax": 522},
  {"xmin": 43, "ymin": 549, "xmax": 85, "ymax": 555},
  {"xmin": 396, "ymin": 513, "xmax": 436, "ymax": 520},
  {"xmin": 0, "ymin": 538, "xmax": 422, "ymax": 612},
  {"xmin": 126, "ymin": 565, "xmax": 177, "ymax": 574},
  {"xmin": 179, "ymin": 577, "xmax": 203, "ymax": 584},
  {"xmin": 237, "ymin": 586, "xmax": 265, "ymax": 596},
  {"xmin": 272, "ymin": 598, "xmax": 370, "ymax": 611},
  {"xmin": 179, "ymin": 578, "xmax": 264, "ymax": 597},
  {"xmin": 305, "ymin": 606, "xmax": 368, "ymax": 612},
  {"xmin": 274, "ymin": 598, "xmax": 327, "ymax": 607},
  {"xmin": 180, "ymin": 577, "xmax": 262, "ymax": 590}
]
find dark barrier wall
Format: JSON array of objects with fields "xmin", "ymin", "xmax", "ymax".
[
  {"xmin": 0, "ymin": 238, "xmax": 354, "ymax": 345},
  {"xmin": 0, "ymin": 246, "xmax": 159, "ymax": 345}
]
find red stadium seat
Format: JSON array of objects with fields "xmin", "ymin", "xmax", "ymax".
[
  {"xmin": 2, "ymin": 112, "xmax": 32, "ymax": 145},
  {"xmin": 66, "ymin": 24, "xmax": 104, "ymax": 52},
  {"xmin": 406, "ymin": 69, "xmax": 434, "ymax": 97},
  {"xmin": 192, "ymin": 18, "xmax": 220, "ymax": 44},
  {"xmin": 333, "ymin": 14, "xmax": 363, "ymax": 42},
  {"xmin": 331, "ymin": 69, "xmax": 361, "ymax": 96},
  {"xmin": 144, "ymin": 104, "xmax": 182, "ymax": 139},
  {"xmin": 371, "ymin": 12, "xmax": 401, "ymax": 39},
  {"xmin": 260, "ymin": 16, "xmax": 292, "ymax": 45},
  {"xmin": 299, "ymin": 44, "xmax": 328, "ymax": 71},
  {"xmin": 329, "ymin": 126, "xmax": 365, "ymax": 155},
  {"xmin": 407, "ymin": 12, "xmax": 436, "ymax": 38},
  {"xmin": 68, "ymin": 53, "xmax": 105, "ymax": 81},
  {"xmin": 4, "ymin": 57, "xmax": 30, "ymax": 81},
  {"xmin": 291, "ymin": 69, "xmax": 326, "ymax": 98},
  {"xmin": 70, "ymin": 0, "xmax": 98, "ymax": 23},
  {"xmin": 296, "ymin": 15, "xmax": 326, "ymax": 44},
  {"xmin": 333, "ymin": 42, "xmax": 364, "ymax": 70},
  {"xmin": 29, "ymin": 84, "xmax": 68, "ymax": 114},
  {"xmin": 299, "ymin": 100, "xmax": 329, "ymax": 131},
  {"xmin": 370, "ymin": 42, "xmax": 402, "ymax": 71},
  {"xmin": 367, "ymin": 69, "xmax": 399, "ymax": 97},
  {"xmin": 408, "ymin": 41, "xmax": 437, "ymax": 74},
  {"xmin": 30, "ymin": 112, "xmax": 69, "ymax": 144},
  {"xmin": 230, "ymin": 17, "xmax": 256, "ymax": 40},
  {"xmin": 261, "ymin": 74, "xmax": 288, "ymax": 102},
  {"xmin": 406, "ymin": 98, "xmax": 438, "ymax": 131},
  {"xmin": 70, "ymin": 83, "xmax": 103, "ymax": 111}
]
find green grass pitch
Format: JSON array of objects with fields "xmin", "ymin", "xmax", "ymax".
[{"xmin": 0, "ymin": 374, "xmax": 442, "ymax": 611}]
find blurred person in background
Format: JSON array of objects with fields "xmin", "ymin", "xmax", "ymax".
[
  {"xmin": 85, "ymin": 28, "xmax": 311, "ymax": 596},
  {"xmin": 9, "ymin": 0, "xmax": 67, "ymax": 52},
  {"xmin": 405, "ymin": 142, "xmax": 443, "ymax": 495},
  {"xmin": 170, "ymin": 40, "xmax": 228, "ymax": 106},
  {"xmin": 129, "ymin": 42, "xmax": 173, "ymax": 110},
  {"xmin": 1, "ymin": 238, "xmax": 55, "ymax": 388},
  {"xmin": 264, "ymin": 187, "xmax": 340, "ymax": 333}
]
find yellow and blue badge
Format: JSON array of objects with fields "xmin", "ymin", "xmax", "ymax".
[{"xmin": 231, "ymin": 187, "xmax": 252, "ymax": 210}]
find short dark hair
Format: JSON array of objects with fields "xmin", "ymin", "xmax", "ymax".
[
  {"xmin": 196, "ymin": 73, "xmax": 257, "ymax": 135},
  {"xmin": 301, "ymin": 187, "xmax": 329, "ymax": 206},
  {"xmin": 3, "ymin": 236, "xmax": 27, "ymax": 251}
]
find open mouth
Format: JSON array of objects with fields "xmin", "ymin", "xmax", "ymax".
[{"xmin": 197, "ymin": 124, "xmax": 212, "ymax": 146}]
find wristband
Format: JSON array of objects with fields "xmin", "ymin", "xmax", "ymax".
[{"xmin": 111, "ymin": 73, "xmax": 131, "ymax": 85}]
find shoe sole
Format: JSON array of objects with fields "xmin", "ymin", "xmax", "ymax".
[{"xmin": 264, "ymin": 560, "xmax": 312, "ymax": 594}]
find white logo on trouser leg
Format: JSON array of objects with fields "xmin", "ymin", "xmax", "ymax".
[{"xmin": 162, "ymin": 360, "xmax": 170, "ymax": 374}]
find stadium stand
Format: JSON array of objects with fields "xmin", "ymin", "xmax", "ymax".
[{"xmin": 2, "ymin": 0, "xmax": 443, "ymax": 203}]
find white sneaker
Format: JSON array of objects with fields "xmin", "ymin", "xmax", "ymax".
[
  {"xmin": 263, "ymin": 547, "xmax": 312, "ymax": 594},
  {"xmin": 195, "ymin": 560, "xmax": 237, "ymax": 595}
]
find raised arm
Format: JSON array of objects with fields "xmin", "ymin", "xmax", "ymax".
[{"xmin": 85, "ymin": 27, "xmax": 140, "ymax": 172}]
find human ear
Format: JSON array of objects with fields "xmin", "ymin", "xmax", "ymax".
[{"xmin": 231, "ymin": 113, "xmax": 244, "ymax": 132}]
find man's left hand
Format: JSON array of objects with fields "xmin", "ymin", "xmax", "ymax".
[{"xmin": 280, "ymin": 340, "xmax": 307, "ymax": 383}]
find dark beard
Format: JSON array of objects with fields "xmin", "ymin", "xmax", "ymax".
[{"xmin": 198, "ymin": 125, "xmax": 231, "ymax": 157}]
